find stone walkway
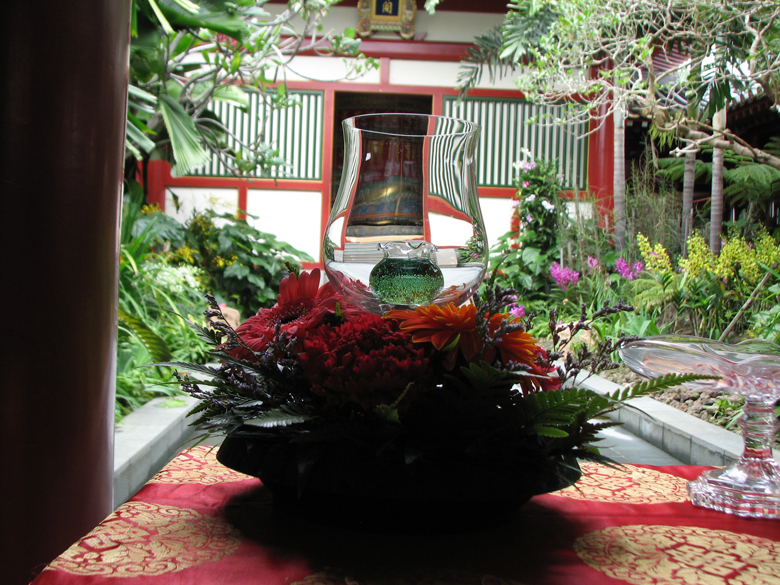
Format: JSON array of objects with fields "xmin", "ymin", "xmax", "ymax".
[{"xmin": 595, "ymin": 426, "xmax": 682, "ymax": 465}]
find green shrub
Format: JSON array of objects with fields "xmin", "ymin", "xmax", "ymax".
[{"xmin": 170, "ymin": 210, "xmax": 313, "ymax": 317}]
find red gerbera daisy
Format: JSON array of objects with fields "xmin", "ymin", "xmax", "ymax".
[{"xmin": 230, "ymin": 268, "xmax": 344, "ymax": 360}]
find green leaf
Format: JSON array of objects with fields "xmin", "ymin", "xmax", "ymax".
[
  {"xmin": 374, "ymin": 404, "xmax": 400, "ymax": 423},
  {"xmin": 521, "ymin": 246, "xmax": 542, "ymax": 264},
  {"xmin": 118, "ymin": 307, "xmax": 175, "ymax": 363},
  {"xmin": 151, "ymin": 0, "xmax": 248, "ymax": 40},
  {"xmin": 158, "ymin": 94, "xmax": 210, "ymax": 175},
  {"xmin": 245, "ymin": 408, "xmax": 310, "ymax": 428},
  {"xmin": 160, "ymin": 397, "xmax": 188, "ymax": 408},
  {"xmin": 126, "ymin": 116, "xmax": 157, "ymax": 154},
  {"xmin": 213, "ymin": 85, "xmax": 249, "ymax": 107},
  {"xmin": 533, "ymin": 426, "xmax": 570, "ymax": 438},
  {"xmin": 224, "ymin": 263, "xmax": 250, "ymax": 279},
  {"xmin": 128, "ymin": 84, "xmax": 158, "ymax": 104},
  {"xmin": 147, "ymin": 0, "xmax": 175, "ymax": 35},
  {"xmin": 607, "ymin": 373, "xmax": 720, "ymax": 402}
]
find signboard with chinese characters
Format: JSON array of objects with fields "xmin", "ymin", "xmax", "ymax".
[{"xmin": 357, "ymin": 0, "xmax": 417, "ymax": 40}]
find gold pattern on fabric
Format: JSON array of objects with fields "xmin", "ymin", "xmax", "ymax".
[
  {"xmin": 148, "ymin": 444, "xmax": 254, "ymax": 484},
  {"xmin": 49, "ymin": 501, "xmax": 241, "ymax": 577},
  {"xmin": 552, "ymin": 462, "xmax": 689, "ymax": 503},
  {"xmin": 575, "ymin": 524, "xmax": 780, "ymax": 585},
  {"xmin": 292, "ymin": 570, "xmax": 527, "ymax": 585}
]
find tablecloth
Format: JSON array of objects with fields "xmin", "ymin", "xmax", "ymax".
[{"xmin": 31, "ymin": 446, "xmax": 780, "ymax": 585}]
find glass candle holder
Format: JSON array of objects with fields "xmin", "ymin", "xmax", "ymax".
[
  {"xmin": 620, "ymin": 335, "xmax": 780, "ymax": 519},
  {"xmin": 322, "ymin": 114, "xmax": 487, "ymax": 314}
]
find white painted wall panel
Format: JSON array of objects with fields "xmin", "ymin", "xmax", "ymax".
[
  {"xmin": 164, "ymin": 187, "xmax": 239, "ymax": 224},
  {"xmin": 389, "ymin": 60, "xmax": 520, "ymax": 89},
  {"xmin": 246, "ymin": 189, "xmax": 323, "ymax": 261},
  {"xmin": 268, "ymin": 6, "xmax": 504, "ymax": 44},
  {"xmin": 282, "ymin": 56, "xmax": 381, "ymax": 84},
  {"xmin": 479, "ymin": 196, "xmax": 516, "ymax": 251}
]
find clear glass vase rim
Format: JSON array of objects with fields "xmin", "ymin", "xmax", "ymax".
[
  {"xmin": 343, "ymin": 113, "xmax": 480, "ymax": 138},
  {"xmin": 621, "ymin": 334, "xmax": 780, "ymax": 366}
]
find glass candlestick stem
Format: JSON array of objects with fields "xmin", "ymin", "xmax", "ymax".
[
  {"xmin": 688, "ymin": 397, "xmax": 780, "ymax": 518},
  {"xmin": 620, "ymin": 335, "xmax": 780, "ymax": 519}
]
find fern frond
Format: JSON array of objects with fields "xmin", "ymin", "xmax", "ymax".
[
  {"xmin": 245, "ymin": 406, "xmax": 311, "ymax": 428},
  {"xmin": 183, "ymin": 316, "xmax": 224, "ymax": 346},
  {"xmin": 153, "ymin": 361, "xmax": 221, "ymax": 378},
  {"xmin": 607, "ymin": 373, "xmax": 719, "ymax": 402},
  {"xmin": 519, "ymin": 387, "xmax": 595, "ymax": 433}
]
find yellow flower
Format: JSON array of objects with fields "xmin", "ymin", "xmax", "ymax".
[
  {"xmin": 756, "ymin": 230, "xmax": 780, "ymax": 268},
  {"xmin": 140, "ymin": 203, "xmax": 162, "ymax": 215},
  {"xmin": 716, "ymin": 236, "xmax": 758, "ymax": 283},
  {"xmin": 175, "ymin": 244, "xmax": 196, "ymax": 264},
  {"xmin": 637, "ymin": 233, "xmax": 672, "ymax": 274},
  {"xmin": 679, "ymin": 233, "xmax": 714, "ymax": 277}
]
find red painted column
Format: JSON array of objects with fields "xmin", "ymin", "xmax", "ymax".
[
  {"xmin": 0, "ymin": 2, "xmax": 130, "ymax": 584},
  {"xmin": 146, "ymin": 160, "xmax": 172, "ymax": 209},
  {"xmin": 587, "ymin": 104, "xmax": 615, "ymax": 227}
]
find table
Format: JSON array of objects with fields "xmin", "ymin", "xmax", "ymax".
[{"xmin": 31, "ymin": 446, "xmax": 780, "ymax": 585}]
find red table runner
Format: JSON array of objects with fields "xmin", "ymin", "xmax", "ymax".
[{"xmin": 32, "ymin": 446, "xmax": 780, "ymax": 585}]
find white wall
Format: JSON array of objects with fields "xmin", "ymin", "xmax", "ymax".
[
  {"xmin": 479, "ymin": 196, "xmax": 516, "ymax": 251},
  {"xmin": 246, "ymin": 189, "xmax": 323, "ymax": 261},
  {"xmin": 165, "ymin": 187, "xmax": 239, "ymax": 224},
  {"xmin": 269, "ymin": 5, "xmax": 504, "ymax": 44}
]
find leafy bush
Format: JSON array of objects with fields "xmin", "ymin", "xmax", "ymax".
[
  {"xmin": 116, "ymin": 188, "xmax": 312, "ymax": 419},
  {"xmin": 169, "ymin": 210, "xmax": 313, "ymax": 317},
  {"xmin": 489, "ymin": 157, "xmax": 567, "ymax": 299},
  {"xmin": 624, "ymin": 230, "xmax": 780, "ymax": 340},
  {"xmin": 117, "ymin": 190, "xmax": 210, "ymax": 419}
]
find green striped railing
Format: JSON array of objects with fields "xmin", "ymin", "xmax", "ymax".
[
  {"xmin": 443, "ymin": 96, "xmax": 588, "ymax": 191},
  {"xmin": 189, "ymin": 89, "xmax": 325, "ymax": 179},
  {"xmin": 189, "ymin": 91, "xmax": 588, "ymax": 191}
]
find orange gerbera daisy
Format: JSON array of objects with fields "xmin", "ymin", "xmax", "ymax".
[
  {"xmin": 385, "ymin": 304, "xmax": 480, "ymax": 369},
  {"xmin": 385, "ymin": 303, "xmax": 541, "ymax": 370},
  {"xmin": 484, "ymin": 313, "xmax": 540, "ymax": 366}
]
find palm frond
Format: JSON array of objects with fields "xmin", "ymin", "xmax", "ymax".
[{"xmin": 158, "ymin": 94, "xmax": 210, "ymax": 175}]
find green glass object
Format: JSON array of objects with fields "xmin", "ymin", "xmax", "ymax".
[{"xmin": 369, "ymin": 242, "xmax": 444, "ymax": 306}]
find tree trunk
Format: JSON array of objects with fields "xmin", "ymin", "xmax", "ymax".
[
  {"xmin": 710, "ymin": 108, "xmax": 727, "ymax": 254},
  {"xmin": 681, "ymin": 152, "xmax": 696, "ymax": 257},
  {"xmin": 613, "ymin": 107, "xmax": 627, "ymax": 251}
]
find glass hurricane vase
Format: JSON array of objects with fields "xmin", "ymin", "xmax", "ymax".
[
  {"xmin": 620, "ymin": 335, "xmax": 780, "ymax": 519},
  {"xmin": 323, "ymin": 113, "xmax": 487, "ymax": 314}
]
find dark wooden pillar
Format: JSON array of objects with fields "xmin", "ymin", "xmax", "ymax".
[{"xmin": 0, "ymin": 1, "xmax": 130, "ymax": 583}]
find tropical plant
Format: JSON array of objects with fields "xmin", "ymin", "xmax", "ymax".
[
  {"xmin": 117, "ymin": 188, "xmax": 211, "ymax": 419},
  {"xmin": 658, "ymin": 144, "xmax": 780, "ymax": 241},
  {"xmin": 126, "ymin": 0, "xmax": 377, "ymax": 194},
  {"xmin": 171, "ymin": 209, "xmax": 313, "ymax": 317},
  {"xmin": 446, "ymin": 0, "xmax": 780, "ymax": 250},
  {"xmin": 625, "ymin": 159, "xmax": 682, "ymax": 261},
  {"xmin": 750, "ymin": 283, "xmax": 780, "ymax": 344},
  {"xmin": 489, "ymin": 156, "xmax": 567, "ymax": 299}
]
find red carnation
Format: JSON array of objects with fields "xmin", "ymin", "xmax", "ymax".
[{"xmin": 299, "ymin": 314, "xmax": 429, "ymax": 411}]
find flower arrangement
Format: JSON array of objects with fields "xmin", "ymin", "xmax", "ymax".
[{"xmin": 166, "ymin": 265, "xmax": 697, "ymax": 524}]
